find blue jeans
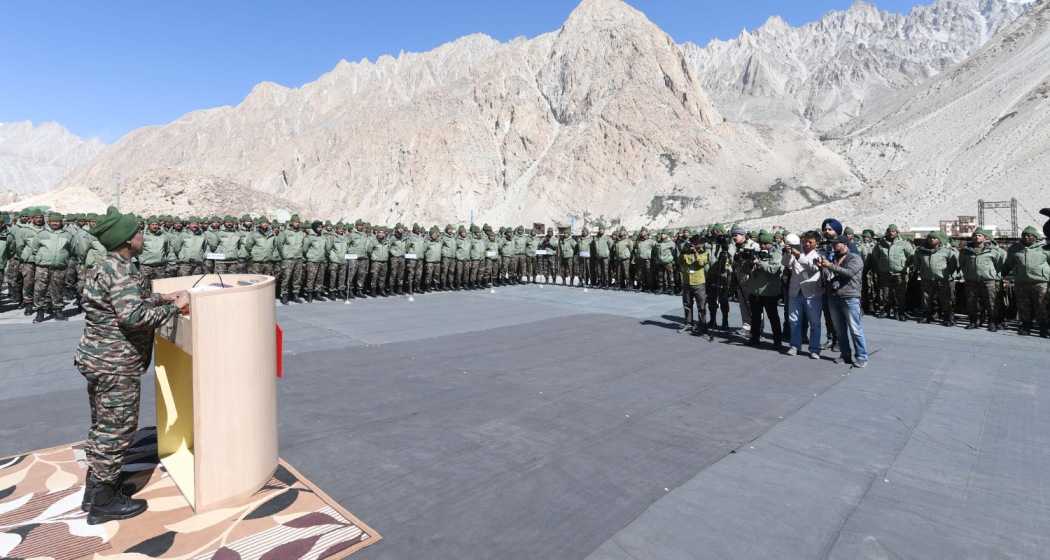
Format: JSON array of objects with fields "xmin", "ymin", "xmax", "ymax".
[
  {"xmin": 789, "ymin": 293, "xmax": 823, "ymax": 354},
  {"xmin": 829, "ymin": 296, "xmax": 868, "ymax": 363}
]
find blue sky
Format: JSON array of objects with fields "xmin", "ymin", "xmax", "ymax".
[{"xmin": 2, "ymin": 0, "xmax": 923, "ymax": 143}]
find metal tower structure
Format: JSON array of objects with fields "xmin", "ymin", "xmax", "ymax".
[{"xmin": 977, "ymin": 198, "xmax": 1019, "ymax": 238}]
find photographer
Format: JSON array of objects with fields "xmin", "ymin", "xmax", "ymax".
[
  {"xmin": 679, "ymin": 230, "xmax": 710, "ymax": 335},
  {"xmin": 783, "ymin": 231, "xmax": 824, "ymax": 358},
  {"xmin": 819, "ymin": 235, "xmax": 869, "ymax": 367},
  {"xmin": 745, "ymin": 232, "xmax": 784, "ymax": 349},
  {"xmin": 731, "ymin": 226, "xmax": 760, "ymax": 334}
]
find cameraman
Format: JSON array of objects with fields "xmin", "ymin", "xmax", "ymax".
[
  {"xmin": 783, "ymin": 231, "xmax": 824, "ymax": 358},
  {"xmin": 679, "ymin": 230, "xmax": 710, "ymax": 334},
  {"xmin": 745, "ymin": 232, "xmax": 784, "ymax": 349},
  {"xmin": 731, "ymin": 226, "xmax": 759, "ymax": 335}
]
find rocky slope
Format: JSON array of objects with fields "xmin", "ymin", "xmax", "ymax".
[
  {"xmin": 51, "ymin": 0, "xmax": 862, "ymax": 226},
  {"xmin": 682, "ymin": 0, "xmax": 1034, "ymax": 132},
  {"xmin": 0, "ymin": 121, "xmax": 104, "ymax": 202}
]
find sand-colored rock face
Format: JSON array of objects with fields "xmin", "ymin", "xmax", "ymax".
[{"xmin": 0, "ymin": 121, "xmax": 105, "ymax": 199}]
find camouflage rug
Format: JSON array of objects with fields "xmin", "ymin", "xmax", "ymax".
[{"xmin": 0, "ymin": 428, "xmax": 380, "ymax": 559}]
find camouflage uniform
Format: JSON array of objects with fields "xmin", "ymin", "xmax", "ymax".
[{"xmin": 75, "ymin": 253, "xmax": 180, "ymax": 484}]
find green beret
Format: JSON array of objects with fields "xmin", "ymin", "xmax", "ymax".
[
  {"xmin": 844, "ymin": 226, "xmax": 855, "ymax": 236},
  {"xmin": 48, "ymin": 212, "xmax": 64, "ymax": 221},
  {"xmin": 1023, "ymin": 225, "xmax": 1040, "ymax": 237},
  {"xmin": 290, "ymin": 214, "xmax": 301, "ymax": 222},
  {"xmin": 758, "ymin": 231, "xmax": 774, "ymax": 244},
  {"xmin": 93, "ymin": 206, "xmax": 139, "ymax": 251},
  {"xmin": 972, "ymin": 227, "xmax": 991, "ymax": 237},
  {"xmin": 29, "ymin": 208, "xmax": 44, "ymax": 218},
  {"xmin": 241, "ymin": 214, "xmax": 252, "ymax": 221},
  {"xmin": 862, "ymin": 229, "xmax": 875, "ymax": 237},
  {"xmin": 887, "ymin": 224, "xmax": 899, "ymax": 232}
]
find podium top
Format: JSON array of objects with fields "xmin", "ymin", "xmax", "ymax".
[{"xmin": 152, "ymin": 274, "xmax": 274, "ymax": 298}]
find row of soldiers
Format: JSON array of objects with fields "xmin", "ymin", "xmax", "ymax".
[{"xmin": 2, "ymin": 209, "xmax": 1048, "ymax": 337}]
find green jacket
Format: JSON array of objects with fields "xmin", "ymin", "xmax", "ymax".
[
  {"xmin": 558, "ymin": 237, "xmax": 576, "ymax": 258},
  {"xmin": 389, "ymin": 236, "xmax": 406, "ymax": 258},
  {"xmin": 959, "ymin": 241, "xmax": 1005, "ymax": 282},
  {"xmin": 177, "ymin": 231, "xmax": 208, "ymax": 263},
  {"xmin": 208, "ymin": 229, "xmax": 242, "ymax": 262},
  {"xmin": 277, "ymin": 228, "xmax": 308, "ymax": 260},
  {"xmin": 634, "ymin": 237, "xmax": 655, "ymax": 260},
  {"xmin": 0, "ymin": 231, "xmax": 8, "ymax": 272},
  {"xmin": 514, "ymin": 234, "xmax": 528, "ymax": 255},
  {"xmin": 680, "ymin": 248, "xmax": 709, "ymax": 286},
  {"xmin": 406, "ymin": 234, "xmax": 427, "ymax": 260},
  {"xmin": 576, "ymin": 236, "xmax": 593, "ymax": 258},
  {"xmin": 485, "ymin": 237, "xmax": 501, "ymax": 259},
  {"xmin": 656, "ymin": 240, "xmax": 676, "ymax": 264},
  {"xmin": 424, "ymin": 238, "xmax": 443, "ymax": 262},
  {"xmin": 326, "ymin": 233, "xmax": 349, "ymax": 264},
  {"xmin": 873, "ymin": 238, "xmax": 915, "ymax": 275},
  {"xmin": 17, "ymin": 223, "xmax": 43, "ymax": 261},
  {"xmin": 471, "ymin": 236, "xmax": 488, "ymax": 260},
  {"xmin": 77, "ymin": 232, "xmax": 107, "ymax": 268},
  {"xmin": 245, "ymin": 230, "xmax": 279, "ymax": 263},
  {"xmin": 166, "ymin": 231, "xmax": 183, "ymax": 263},
  {"xmin": 455, "ymin": 236, "xmax": 471, "ymax": 260},
  {"xmin": 347, "ymin": 230, "xmax": 370, "ymax": 257},
  {"xmin": 370, "ymin": 238, "xmax": 390, "ymax": 262},
  {"xmin": 303, "ymin": 231, "xmax": 328, "ymax": 263},
  {"xmin": 501, "ymin": 236, "xmax": 518, "ymax": 257},
  {"xmin": 916, "ymin": 245, "xmax": 959, "ymax": 281},
  {"xmin": 614, "ymin": 238, "xmax": 633, "ymax": 260},
  {"xmin": 441, "ymin": 234, "xmax": 457, "ymax": 258},
  {"xmin": 30, "ymin": 227, "xmax": 73, "ymax": 268},
  {"xmin": 746, "ymin": 252, "xmax": 784, "ymax": 296},
  {"xmin": 1005, "ymin": 242, "xmax": 1050, "ymax": 283},
  {"xmin": 593, "ymin": 235, "xmax": 613, "ymax": 258},
  {"xmin": 139, "ymin": 231, "xmax": 170, "ymax": 266},
  {"xmin": 524, "ymin": 235, "xmax": 540, "ymax": 257}
]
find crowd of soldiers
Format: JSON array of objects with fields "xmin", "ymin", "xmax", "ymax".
[{"xmin": 1, "ymin": 208, "xmax": 1049, "ymax": 341}]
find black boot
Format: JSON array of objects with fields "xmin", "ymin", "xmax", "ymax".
[
  {"xmin": 965, "ymin": 321, "xmax": 977, "ymax": 330},
  {"xmin": 24, "ymin": 304, "xmax": 34, "ymax": 316},
  {"xmin": 53, "ymin": 306, "xmax": 67, "ymax": 321},
  {"xmin": 87, "ymin": 481, "xmax": 147, "ymax": 525},
  {"xmin": 81, "ymin": 470, "xmax": 97, "ymax": 512},
  {"xmin": 33, "ymin": 308, "xmax": 46, "ymax": 323},
  {"xmin": 1040, "ymin": 322, "xmax": 1049, "ymax": 339},
  {"xmin": 721, "ymin": 314, "xmax": 730, "ymax": 330},
  {"xmin": 281, "ymin": 294, "xmax": 290, "ymax": 305},
  {"xmin": 1019, "ymin": 322, "xmax": 1033, "ymax": 336}
]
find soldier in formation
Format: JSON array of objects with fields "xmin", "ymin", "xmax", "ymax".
[{"xmin": 3, "ymin": 210, "xmax": 1048, "ymax": 340}]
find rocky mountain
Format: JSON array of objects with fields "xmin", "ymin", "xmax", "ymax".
[
  {"xmin": 50, "ymin": 0, "xmax": 862, "ymax": 226},
  {"xmin": 824, "ymin": 0, "xmax": 1050, "ymax": 228},
  {"xmin": 682, "ymin": 0, "xmax": 1034, "ymax": 132},
  {"xmin": 0, "ymin": 121, "xmax": 104, "ymax": 204}
]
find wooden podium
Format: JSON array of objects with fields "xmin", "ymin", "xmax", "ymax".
[{"xmin": 151, "ymin": 274, "xmax": 278, "ymax": 512}]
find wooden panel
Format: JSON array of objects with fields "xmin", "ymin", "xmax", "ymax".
[
  {"xmin": 154, "ymin": 337, "xmax": 196, "ymax": 508},
  {"xmin": 188, "ymin": 275, "xmax": 278, "ymax": 511}
]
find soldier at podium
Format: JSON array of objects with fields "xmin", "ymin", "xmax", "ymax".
[{"xmin": 74, "ymin": 206, "xmax": 190, "ymax": 525}]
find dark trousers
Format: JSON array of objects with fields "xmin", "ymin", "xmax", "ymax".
[
  {"xmin": 353, "ymin": 258, "xmax": 371, "ymax": 292},
  {"xmin": 424, "ymin": 262, "xmax": 441, "ymax": 291},
  {"xmin": 389, "ymin": 257, "xmax": 405, "ymax": 293},
  {"xmin": 879, "ymin": 272, "xmax": 908, "ymax": 314},
  {"xmin": 577, "ymin": 257, "xmax": 591, "ymax": 286},
  {"xmin": 33, "ymin": 265, "xmax": 66, "ymax": 310},
  {"xmin": 595, "ymin": 258, "xmax": 610, "ymax": 288},
  {"xmin": 405, "ymin": 259, "xmax": 421, "ymax": 294},
  {"xmin": 370, "ymin": 260, "xmax": 389, "ymax": 293},
  {"xmin": 560, "ymin": 258, "xmax": 574, "ymax": 285},
  {"xmin": 707, "ymin": 280, "xmax": 730, "ymax": 322},
  {"xmin": 635, "ymin": 260, "xmax": 652, "ymax": 291},
  {"xmin": 965, "ymin": 280, "xmax": 999, "ymax": 325},
  {"xmin": 749, "ymin": 294, "xmax": 783, "ymax": 346},
  {"xmin": 922, "ymin": 278, "xmax": 954, "ymax": 321},
  {"xmin": 682, "ymin": 284, "xmax": 706, "ymax": 323}
]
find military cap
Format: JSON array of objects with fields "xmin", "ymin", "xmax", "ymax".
[
  {"xmin": 290, "ymin": 214, "xmax": 302, "ymax": 222},
  {"xmin": 844, "ymin": 226, "xmax": 855, "ymax": 236},
  {"xmin": 28, "ymin": 208, "xmax": 44, "ymax": 217},
  {"xmin": 47, "ymin": 212, "xmax": 64, "ymax": 221},
  {"xmin": 972, "ymin": 227, "xmax": 991, "ymax": 237},
  {"xmin": 1022, "ymin": 225, "xmax": 1040, "ymax": 237},
  {"xmin": 862, "ymin": 229, "xmax": 875, "ymax": 238},
  {"xmin": 241, "ymin": 214, "xmax": 252, "ymax": 221},
  {"xmin": 886, "ymin": 224, "xmax": 899, "ymax": 233}
]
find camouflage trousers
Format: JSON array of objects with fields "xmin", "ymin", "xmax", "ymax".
[
  {"xmin": 454, "ymin": 260, "xmax": 469, "ymax": 288},
  {"xmin": 326, "ymin": 262, "xmax": 347, "ymax": 293},
  {"xmin": 965, "ymin": 280, "xmax": 1000, "ymax": 325},
  {"xmin": 440, "ymin": 258, "xmax": 454, "ymax": 289},
  {"xmin": 4, "ymin": 257, "xmax": 20, "ymax": 301},
  {"xmin": 879, "ymin": 272, "xmax": 908, "ymax": 314},
  {"xmin": 280, "ymin": 259, "xmax": 304, "ymax": 297},
  {"xmin": 921, "ymin": 279, "xmax": 954, "ymax": 321},
  {"xmin": 559, "ymin": 258, "xmax": 574, "ymax": 285},
  {"xmin": 304, "ymin": 262, "xmax": 325, "ymax": 295},
  {"xmin": 468, "ymin": 260, "xmax": 482, "ymax": 286},
  {"xmin": 79, "ymin": 367, "xmax": 141, "ymax": 484},
  {"xmin": 593, "ymin": 258, "xmax": 610, "ymax": 288},
  {"xmin": 212, "ymin": 261, "xmax": 238, "ymax": 275},
  {"xmin": 64, "ymin": 260, "xmax": 78, "ymax": 295},
  {"xmin": 424, "ymin": 262, "xmax": 441, "ymax": 291},
  {"xmin": 176, "ymin": 262, "xmax": 205, "ymax": 278},
  {"xmin": 33, "ymin": 265, "xmax": 66, "ymax": 310},
  {"xmin": 370, "ymin": 260, "xmax": 389, "ymax": 293},
  {"xmin": 248, "ymin": 262, "xmax": 275, "ymax": 278},
  {"xmin": 656, "ymin": 262, "xmax": 674, "ymax": 292},
  {"xmin": 77, "ymin": 265, "xmax": 94, "ymax": 300},
  {"xmin": 140, "ymin": 264, "xmax": 167, "ymax": 296},
  {"xmin": 351, "ymin": 258, "xmax": 370, "ymax": 292},
  {"xmin": 501, "ymin": 256, "xmax": 517, "ymax": 283},
  {"xmin": 862, "ymin": 269, "xmax": 879, "ymax": 312},
  {"xmin": 523, "ymin": 256, "xmax": 536, "ymax": 282},
  {"xmin": 20, "ymin": 261, "xmax": 37, "ymax": 305},
  {"xmin": 614, "ymin": 259, "xmax": 631, "ymax": 289},
  {"xmin": 576, "ymin": 257, "xmax": 591, "ymax": 286},
  {"xmin": 544, "ymin": 256, "xmax": 558, "ymax": 283},
  {"xmin": 405, "ymin": 259, "xmax": 423, "ymax": 294},
  {"xmin": 485, "ymin": 259, "xmax": 500, "ymax": 286},
  {"xmin": 388, "ymin": 257, "xmax": 405, "ymax": 293},
  {"xmin": 1015, "ymin": 282, "xmax": 1048, "ymax": 324},
  {"xmin": 635, "ymin": 260, "xmax": 652, "ymax": 291}
]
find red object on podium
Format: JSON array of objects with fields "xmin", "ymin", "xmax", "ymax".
[{"xmin": 275, "ymin": 324, "xmax": 284, "ymax": 378}]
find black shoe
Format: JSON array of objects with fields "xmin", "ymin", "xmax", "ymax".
[
  {"xmin": 281, "ymin": 295, "xmax": 290, "ymax": 305},
  {"xmin": 988, "ymin": 324, "xmax": 998, "ymax": 333},
  {"xmin": 32, "ymin": 309, "xmax": 46, "ymax": 323},
  {"xmin": 87, "ymin": 481, "xmax": 147, "ymax": 525},
  {"xmin": 24, "ymin": 305, "xmax": 34, "ymax": 316},
  {"xmin": 965, "ymin": 322, "xmax": 977, "ymax": 330},
  {"xmin": 53, "ymin": 307, "xmax": 67, "ymax": 321},
  {"xmin": 293, "ymin": 297, "xmax": 304, "ymax": 304},
  {"xmin": 81, "ymin": 470, "xmax": 97, "ymax": 512}
]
